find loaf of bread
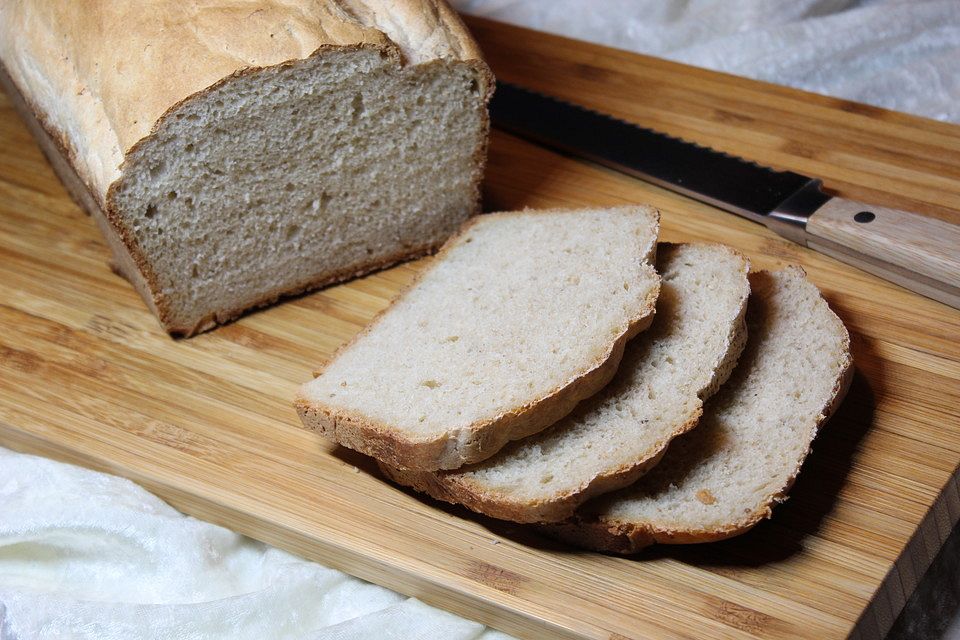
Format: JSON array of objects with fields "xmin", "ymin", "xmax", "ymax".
[
  {"xmin": 549, "ymin": 267, "xmax": 853, "ymax": 553},
  {"xmin": 296, "ymin": 206, "xmax": 661, "ymax": 471},
  {"xmin": 0, "ymin": 0, "xmax": 492, "ymax": 335},
  {"xmin": 380, "ymin": 243, "xmax": 751, "ymax": 522}
]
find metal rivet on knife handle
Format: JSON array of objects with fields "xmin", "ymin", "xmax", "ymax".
[{"xmin": 804, "ymin": 198, "xmax": 960, "ymax": 308}]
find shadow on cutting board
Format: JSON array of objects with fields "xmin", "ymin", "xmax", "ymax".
[
  {"xmin": 634, "ymin": 312, "xmax": 881, "ymax": 567},
  {"xmin": 645, "ymin": 364, "xmax": 876, "ymax": 568},
  {"xmin": 479, "ymin": 130, "xmax": 574, "ymax": 213}
]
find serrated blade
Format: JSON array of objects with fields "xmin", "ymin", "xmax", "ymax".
[{"xmin": 489, "ymin": 81, "xmax": 826, "ymax": 225}]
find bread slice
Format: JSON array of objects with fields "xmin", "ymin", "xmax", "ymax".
[
  {"xmin": 296, "ymin": 206, "xmax": 661, "ymax": 471},
  {"xmin": 0, "ymin": 1, "xmax": 492, "ymax": 335},
  {"xmin": 379, "ymin": 243, "xmax": 750, "ymax": 522},
  {"xmin": 549, "ymin": 267, "xmax": 853, "ymax": 553}
]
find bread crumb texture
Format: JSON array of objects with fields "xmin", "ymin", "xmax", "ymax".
[
  {"xmin": 303, "ymin": 207, "xmax": 660, "ymax": 439},
  {"xmin": 431, "ymin": 243, "xmax": 750, "ymax": 514},
  {"xmin": 583, "ymin": 267, "xmax": 851, "ymax": 536}
]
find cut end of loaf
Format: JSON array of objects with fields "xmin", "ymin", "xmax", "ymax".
[
  {"xmin": 297, "ymin": 206, "xmax": 661, "ymax": 471},
  {"xmin": 109, "ymin": 47, "xmax": 490, "ymax": 335}
]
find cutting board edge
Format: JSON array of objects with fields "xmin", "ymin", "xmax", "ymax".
[{"xmin": 852, "ymin": 465, "xmax": 960, "ymax": 639}]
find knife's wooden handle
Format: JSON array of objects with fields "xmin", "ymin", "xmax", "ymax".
[{"xmin": 805, "ymin": 197, "xmax": 960, "ymax": 309}]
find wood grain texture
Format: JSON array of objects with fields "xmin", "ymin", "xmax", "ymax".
[
  {"xmin": 807, "ymin": 197, "xmax": 960, "ymax": 309},
  {"xmin": 1, "ymin": 15, "xmax": 959, "ymax": 639}
]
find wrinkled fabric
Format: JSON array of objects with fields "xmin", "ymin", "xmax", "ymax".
[
  {"xmin": 0, "ymin": 448, "xmax": 512, "ymax": 640},
  {"xmin": 452, "ymin": 0, "xmax": 960, "ymax": 123}
]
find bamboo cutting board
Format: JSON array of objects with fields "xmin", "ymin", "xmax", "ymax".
[{"xmin": 2, "ymin": 16, "xmax": 960, "ymax": 639}]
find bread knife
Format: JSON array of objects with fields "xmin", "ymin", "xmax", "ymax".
[{"xmin": 490, "ymin": 82, "xmax": 960, "ymax": 309}]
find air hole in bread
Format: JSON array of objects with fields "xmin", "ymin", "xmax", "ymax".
[{"xmin": 350, "ymin": 93, "xmax": 365, "ymax": 123}]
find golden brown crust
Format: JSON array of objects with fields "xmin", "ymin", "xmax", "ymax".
[
  {"xmin": 296, "ymin": 206, "xmax": 662, "ymax": 472},
  {"xmin": 546, "ymin": 504, "xmax": 783, "ymax": 554},
  {"xmin": 0, "ymin": 1, "xmax": 487, "ymax": 197},
  {"xmin": 380, "ymin": 446, "xmax": 672, "ymax": 524},
  {"xmin": 339, "ymin": 0, "xmax": 490, "ymax": 73}
]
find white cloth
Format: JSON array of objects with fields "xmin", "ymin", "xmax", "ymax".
[
  {"xmin": 0, "ymin": 448, "xmax": 511, "ymax": 640},
  {"xmin": 451, "ymin": 0, "xmax": 960, "ymax": 124}
]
